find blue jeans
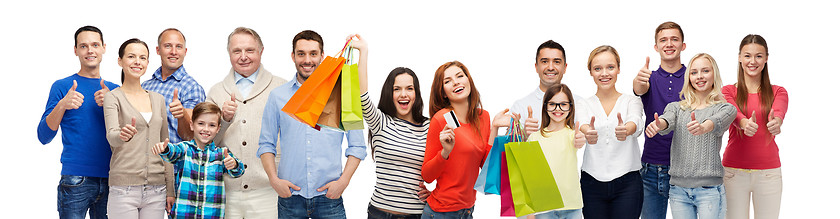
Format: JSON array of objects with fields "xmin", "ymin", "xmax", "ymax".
[
  {"xmin": 534, "ymin": 209, "xmax": 583, "ymax": 219},
  {"xmin": 57, "ymin": 175, "xmax": 109, "ymax": 219},
  {"xmin": 420, "ymin": 204, "xmax": 473, "ymax": 219},
  {"xmin": 580, "ymin": 171, "xmax": 643, "ymax": 219},
  {"xmin": 640, "ymin": 162, "xmax": 670, "ymax": 219},
  {"xmin": 669, "ymin": 184, "xmax": 726, "ymax": 219},
  {"xmin": 277, "ymin": 195, "xmax": 346, "ymax": 219},
  {"xmin": 367, "ymin": 204, "xmax": 421, "ymax": 219}
]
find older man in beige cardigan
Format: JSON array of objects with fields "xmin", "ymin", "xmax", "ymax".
[{"xmin": 207, "ymin": 27, "xmax": 287, "ymax": 219}]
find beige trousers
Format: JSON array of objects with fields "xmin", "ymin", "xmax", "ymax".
[
  {"xmin": 106, "ymin": 184, "xmax": 166, "ymax": 219},
  {"xmin": 723, "ymin": 167, "xmax": 782, "ymax": 219},
  {"xmin": 224, "ymin": 186, "xmax": 279, "ymax": 219}
]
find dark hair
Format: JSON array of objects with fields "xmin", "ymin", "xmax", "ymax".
[
  {"xmin": 378, "ymin": 67, "xmax": 428, "ymax": 123},
  {"xmin": 292, "ymin": 30, "xmax": 324, "ymax": 54},
  {"xmin": 192, "ymin": 102, "xmax": 222, "ymax": 124},
  {"xmin": 429, "ymin": 61, "xmax": 483, "ymax": 136},
  {"xmin": 118, "ymin": 38, "xmax": 149, "ymax": 83},
  {"xmin": 535, "ymin": 40, "xmax": 566, "ymax": 63},
  {"xmin": 540, "ymin": 84, "xmax": 576, "ymax": 137},
  {"xmin": 736, "ymin": 34, "xmax": 773, "ymax": 124},
  {"xmin": 655, "ymin": 21, "xmax": 684, "ymax": 42},
  {"xmin": 74, "ymin": 25, "xmax": 103, "ymax": 46},
  {"xmin": 157, "ymin": 28, "xmax": 186, "ymax": 45}
]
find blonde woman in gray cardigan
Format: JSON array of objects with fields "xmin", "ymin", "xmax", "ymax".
[
  {"xmin": 645, "ymin": 53, "xmax": 735, "ymax": 219},
  {"xmin": 104, "ymin": 38, "xmax": 175, "ymax": 218}
]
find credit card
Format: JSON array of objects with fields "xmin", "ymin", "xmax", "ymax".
[{"xmin": 444, "ymin": 110, "xmax": 461, "ymax": 128}]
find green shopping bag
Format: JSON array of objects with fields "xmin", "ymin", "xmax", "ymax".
[
  {"xmin": 340, "ymin": 61, "xmax": 363, "ymax": 130},
  {"xmin": 504, "ymin": 141, "xmax": 564, "ymax": 217}
]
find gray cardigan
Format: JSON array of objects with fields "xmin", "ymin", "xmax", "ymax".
[
  {"xmin": 659, "ymin": 101, "xmax": 736, "ymax": 188},
  {"xmin": 103, "ymin": 88, "xmax": 175, "ymax": 197}
]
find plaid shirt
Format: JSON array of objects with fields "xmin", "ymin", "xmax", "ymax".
[
  {"xmin": 141, "ymin": 66, "xmax": 206, "ymax": 143},
  {"xmin": 160, "ymin": 140, "xmax": 244, "ymax": 219}
]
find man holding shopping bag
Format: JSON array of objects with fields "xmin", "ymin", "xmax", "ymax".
[{"xmin": 259, "ymin": 30, "xmax": 366, "ymax": 219}]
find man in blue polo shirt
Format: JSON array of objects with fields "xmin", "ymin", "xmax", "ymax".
[
  {"xmin": 38, "ymin": 25, "xmax": 119, "ymax": 219},
  {"xmin": 633, "ymin": 21, "xmax": 688, "ymax": 219}
]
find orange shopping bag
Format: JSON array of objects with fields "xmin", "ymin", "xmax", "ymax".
[{"xmin": 281, "ymin": 55, "xmax": 345, "ymax": 128}]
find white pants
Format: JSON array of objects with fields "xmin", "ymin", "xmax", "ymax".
[
  {"xmin": 106, "ymin": 184, "xmax": 166, "ymax": 219},
  {"xmin": 225, "ymin": 187, "xmax": 278, "ymax": 219},
  {"xmin": 724, "ymin": 167, "xmax": 782, "ymax": 219}
]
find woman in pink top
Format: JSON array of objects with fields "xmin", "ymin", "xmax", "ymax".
[{"xmin": 721, "ymin": 34, "xmax": 788, "ymax": 219}]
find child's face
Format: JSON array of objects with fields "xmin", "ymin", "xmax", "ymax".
[
  {"xmin": 545, "ymin": 91, "xmax": 571, "ymax": 125},
  {"xmin": 191, "ymin": 113, "xmax": 220, "ymax": 145},
  {"xmin": 689, "ymin": 57, "xmax": 715, "ymax": 93}
]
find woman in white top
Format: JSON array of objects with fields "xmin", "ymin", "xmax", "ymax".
[
  {"xmin": 577, "ymin": 45, "xmax": 645, "ymax": 219},
  {"xmin": 347, "ymin": 35, "xmax": 431, "ymax": 219}
]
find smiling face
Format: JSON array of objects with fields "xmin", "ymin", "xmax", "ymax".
[
  {"xmin": 292, "ymin": 39, "xmax": 323, "ymax": 82},
  {"xmin": 228, "ymin": 33, "xmax": 262, "ymax": 76},
  {"xmin": 118, "ymin": 43, "xmax": 150, "ymax": 80},
  {"xmin": 688, "ymin": 57, "xmax": 715, "ymax": 93},
  {"xmin": 191, "ymin": 113, "xmax": 221, "ymax": 145},
  {"xmin": 442, "ymin": 66, "xmax": 471, "ymax": 103},
  {"xmin": 392, "ymin": 73, "xmax": 416, "ymax": 121},
  {"xmin": 535, "ymin": 48, "xmax": 567, "ymax": 90},
  {"xmin": 157, "ymin": 30, "xmax": 187, "ymax": 71},
  {"xmin": 589, "ymin": 52, "xmax": 620, "ymax": 90},
  {"xmin": 654, "ymin": 28, "xmax": 685, "ymax": 62},
  {"xmin": 546, "ymin": 91, "xmax": 571, "ymax": 125},
  {"xmin": 75, "ymin": 31, "xmax": 106, "ymax": 69},
  {"xmin": 739, "ymin": 43, "xmax": 768, "ymax": 78}
]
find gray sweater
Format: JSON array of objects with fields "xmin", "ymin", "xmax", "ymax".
[{"xmin": 659, "ymin": 101, "xmax": 736, "ymax": 188}]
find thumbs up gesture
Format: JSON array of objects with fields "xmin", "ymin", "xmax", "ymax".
[
  {"xmin": 615, "ymin": 113, "xmax": 629, "ymax": 141},
  {"xmin": 222, "ymin": 93, "xmax": 238, "ymax": 122},
  {"xmin": 635, "ymin": 57, "xmax": 652, "ymax": 87},
  {"xmin": 169, "ymin": 88, "xmax": 184, "ymax": 119},
  {"xmin": 582, "ymin": 116, "xmax": 599, "ymax": 144},
  {"xmin": 120, "ymin": 117, "xmax": 138, "ymax": 142},
  {"xmin": 524, "ymin": 106, "xmax": 540, "ymax": 138},
  {"xmin": 152, "ymin": 138, "xmax": 170, "ymax": 154},
  {"xmin": 60, "ymin": 80, "xmax": 85, "ymax": 110},
  {"xmin": 686, "ymin": 112, "xmax": 712, "ymax": 136},
  {"xmin": 222, "ymin": 148, "xmax": 238, "ymax": 170},
  {"xmin": 766, "ymin": 109, "xmax": 782, "ymax": 135},
  {"xmin": 645, "ymin": 113, "xmax": 663, "ymax": 138},
  {"xmin": 741, "ymin": 111, "xmax": 759, "ymax": 137},
  {"xmin": 94, "ymin": 79, "xmax": 110, "ymax": 107},
  {"xmin": 574, "ymin": 122, "xmax": 585, "ymax": 149}
]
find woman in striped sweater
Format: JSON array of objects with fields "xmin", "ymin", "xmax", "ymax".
[{"xmin": 348, "ymin": 35, "xmax": 431, "ymax": 219}]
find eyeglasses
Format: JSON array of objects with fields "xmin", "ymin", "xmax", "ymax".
[{"xmin": 546, "ymin": 101, "xmax": 572, "ymax": 112}]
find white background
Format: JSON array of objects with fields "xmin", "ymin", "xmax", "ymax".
[{"xmin": 1, "ymin": 0, "xmax": 836, "ymax": 218}]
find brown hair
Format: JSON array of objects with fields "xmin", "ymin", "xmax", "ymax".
[
  {"xmin": 429, "ymin": 61, "xmax": 483, "ymax": 136},
  {"xmin": 192, "ymin": 102, "xmax": 222, "ymax": 124},
  {"xmin": 735, "ymin": 34, "xmax": 773, "ymax": 121},
  {"xmin": 227, "ymin": 27, "xmax": 263, "ymax": 51},
  {"xmin": 655, "ymin": 21, "xmax": 684, "ymax": 42},
  {"xmin": 587, "ymin": 45, "xmax": 620, "ymax": 71},
  {"xmin": 540, "ymin": 84, "xmax": 576, "ymax": 137},
  {"xmin": 292, "ymin": 30, "xmax": 324, "ymax": 54}
]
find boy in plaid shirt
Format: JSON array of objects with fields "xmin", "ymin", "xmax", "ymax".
[{"xmin": 153, "ymin": 102, "xmax": 244, "ymax": 219}]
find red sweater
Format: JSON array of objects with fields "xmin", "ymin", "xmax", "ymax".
[
  {"xmin": 722, "ymin": 85, "xmax": 788, "ymax": 169},
  {"xmin": 422, "ymin": 109, "xmax": 491, "ymax": 212}
]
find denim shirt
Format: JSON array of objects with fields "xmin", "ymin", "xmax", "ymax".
[{"xmin": 257, "ymin": 78, "xmax": 367, "ymax": 199}]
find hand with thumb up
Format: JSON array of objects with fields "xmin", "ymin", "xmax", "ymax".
[
  {"xmin": 766, "ymin": 109, "xmax": 782, "ymax": 136},
  {"xmin": 740, "ymin": 111, "xmax": 759, "ymax": 137},
  {"xmin": 615, "ymin": 113, "xmax": 629, "ymax": 141},
  {"xmin": 94, "ymin": 79, "xmax": 110, "ymax": 107},
  {"xmin": 60, "ymin": 80, "xmax": 85, "ymax": 110},
  {"xmin": 152, "ymin": 138, "xmax": 170, "ymax": 154},
  {"xmin": 119, "ymin": 117, "xmax": 138, "ymax": 142},
  {"xmin": 686, "ymin": 112, "xmax": 712, "ymax": 136},
  {"xmin": 169, "ymin": 88, "xmax": 184, "ymax": 119},
  {"xmin": 523, "ymin": 106, "xmax": 540, "ymax": 139},
  {"xmin": 222, "ymin": 93, "xmax": 238, "ymax": 122},
  {"xmin": 581, "ymin": 116, "xmax": 599, "ymax": 144},
  {"xmin": 222, "ymin": 148, "xmax": 238, "ymax": 170},
  {"xmin": 645, "ymin": 112, "xmax": 665, "ymax": 138},
  {"xmin": 573, "ymin": 121, "xmax": 585, "ymax": 149}
]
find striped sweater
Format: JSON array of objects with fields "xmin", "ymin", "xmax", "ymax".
[{"xmin": 362, "ymin": 92, "xmax": 430, "ymax": 214}]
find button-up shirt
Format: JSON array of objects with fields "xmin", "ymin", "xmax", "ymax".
[
  {"xmin": 234, "ymin": 69, "xmax": 259, "ymax": 97},
  {"xmin": 638, "ymin": 65, "xmax": 685, "ymax": 165},
  {"xmin": 257, "ymin": 78, "xmax": 367, "ymax": 199},
  {"xmin": 141, "ymin": 66, "xmax": 206, "ymax": 143},
  {"xmin": 160, "ymin": 140, "xmax": 244, "ymax": 219}
]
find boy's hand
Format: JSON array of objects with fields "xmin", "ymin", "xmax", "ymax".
[
  {"xmin": 222, "ymin": 148, "xmax": 238, "ymax": 170},
  {"xmin": 152, "ymin": 138, "xmax": 169, "ymax": 154}
]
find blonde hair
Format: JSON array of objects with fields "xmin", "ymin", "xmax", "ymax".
[
  {"xmin": 679, "ymin": 53, "xmax": 725, "ymax": 110},
  {"xmin": 587, "ymin": 45, "xmax": 620, "ymax": 71}
]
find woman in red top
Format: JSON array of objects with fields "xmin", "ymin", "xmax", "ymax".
[
  {"xmin": 422, "ymin": 61, "xmax": 493, "ymax": 218},
  {"xmin": 721, "ymin": 34, "xmax": 788, "ymax": 219}
]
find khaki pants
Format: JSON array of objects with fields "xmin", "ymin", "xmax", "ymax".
[
  {"xmin": 723, "ymin": 167, "xmax": 782, "ymax": 219},
  {"xmin": 106, "ymin": 185, "xmax": 166, "ymax": 219},
  {"xmin": 225, "ymin": 187, "xmax": 278, "ymax": 219}
]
